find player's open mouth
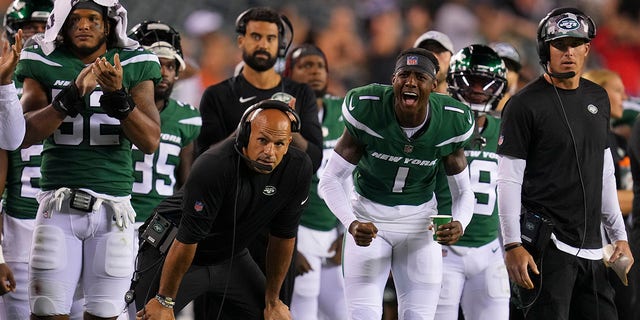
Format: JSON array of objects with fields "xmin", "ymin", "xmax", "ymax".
[{"xmin": 402, "ymin": 92, "xmax": 418, "ymax": 105}]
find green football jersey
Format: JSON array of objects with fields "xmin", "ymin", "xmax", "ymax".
[
  {"xmin": 3, "ymin": 75, "xmax": 42, "ymax": 219},
  {"xmin": 4, "ymin": 144, "xmax": 42, "ymax": 219},
  {"xmin": 301, "ymin": 94, "xmax": 344, "ymax": 231},
  {"xmin": 15, "ymin": 46, "xmax": 161, "ymax": 196},
  {"xmin": 435, "ymin": 114, "xmax": 501, "ymax": 247},
  {"xmin": 131, "ymin": 99, "xmax": 201, "ymax": 222},
  {"xmin": 344, "ymin": 85, "xmax": 474, "ymax": 207}
]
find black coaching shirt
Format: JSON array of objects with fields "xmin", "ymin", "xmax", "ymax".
[
  {"xmin": 197, "ymin": 74, "xmax": 323, "ymax": 172},
  {"xmin": 173, "ymin": 137, "xmax": 312, "ymax": 265},
  {"xmin": 497, "ymin": 76, "xmax": 611, "ymax": 249}
]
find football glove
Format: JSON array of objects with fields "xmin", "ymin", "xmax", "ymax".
[
  {"xmin": 99, "ymin": 88, "xmax": 136, "ymax": 120},
  {"xmin": 51, "ymin": 83, "xmax": 84, "ymax": 117}
]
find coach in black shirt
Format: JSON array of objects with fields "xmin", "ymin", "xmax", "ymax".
[
  {"xmin": 496, "ymin": 7, "xmax": 632, "ymax": 319},
  {"xmin": 135, "ymin": 100, "xmax": 313, "ymax": 319},
  {"xmin": 196, "ymin": 7, "xmax": 322, "ymax": 173}
]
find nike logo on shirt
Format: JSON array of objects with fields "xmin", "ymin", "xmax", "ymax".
[{"xmin": 239, "ymin": 96, "xmax": 257, "ymax": 103}]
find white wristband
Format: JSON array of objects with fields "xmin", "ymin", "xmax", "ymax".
[{"xmin": 0, "ymin": 244, "xmax": 5, "ymax": 264}]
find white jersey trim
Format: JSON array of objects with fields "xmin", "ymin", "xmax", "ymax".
[
  {"xmin": 19, "ymin": 51, "xmax": 62, "ymax": 67},
  {"xmin": 179, "ymin": 117, "xmax": 203, "ymax": 126},
  {"xmin": 435, "ymin": 125, "xmax": 474, "ymax": 147},
  {"xmin": 444, "ymin": 106, "xmax": 465, "ymax": 114},
  {"xmin": 120, "ymin": 53, "xmax": 160, "ymax": 66},
  {"xmin": 342, "ymin": 97, "xmax": 384, "ymax": 139}
]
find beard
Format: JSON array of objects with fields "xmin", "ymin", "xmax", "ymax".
[
  {"xmin": 243, "ymin": 49, "xmax": 277, "ymax": 72},
  {"xmin": 154, "ymin": 82, "xmax": 174, "ymax": 102},
  {"xmin": 68, "ymin": 34, "xmax": 108, "ymax": 57}
]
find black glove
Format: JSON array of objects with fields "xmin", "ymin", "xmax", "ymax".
[
  {"xmin": 51, "ymin": 82, "xmax": 84, "ymax": 117},
  {"xmin": 99, "ymin": 88, "xmax": 136, "ymax": 120}
]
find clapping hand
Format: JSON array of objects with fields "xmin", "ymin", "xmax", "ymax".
[
  {"xmin": 0, "ymin": 29, "xmax": 23, "ymax": 85},
  {"xmin": 92, "ymin": 53, "xmax": 123, "ymax": 92}
]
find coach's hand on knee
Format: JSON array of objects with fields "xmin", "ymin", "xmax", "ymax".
[
  {"xmin": 136, "ymin": 298, "xmax": 175, "ymax": 320},
  {"xmin": 348, "ymin": 220, "xmax": 378, "ymax": 247}
]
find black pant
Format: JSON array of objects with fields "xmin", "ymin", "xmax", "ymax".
[
  {"xmin": 514, "ymin": 242, "xmax": 618, "ymax": 320},
  {"xmin": 193, "ymin": 229, "xmax": 297, "ymax": 319},
  {"xmin": 133, "ymin": 245, "xmax": 266, "ymax": 319}
]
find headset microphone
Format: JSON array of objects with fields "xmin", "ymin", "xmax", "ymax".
[
  {"xmin": 548, "ymin": 71, "xmax": 576, "ymax": 79},
  {"xmin": 234, "ymin": 144, "xmax": 273, "ymax": 172},
  {"xmin": 541, "ymin": 62, "xmax": 576, "ymax": 80}
]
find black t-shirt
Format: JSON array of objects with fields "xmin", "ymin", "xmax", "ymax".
[
  {"xmin": 166, "ymin": 137, "xmax": 312, "ymax": 265},
  {"xmin": 196, "ymin": 75, "xmax": 323, "ymax": 172},
  {"xmin": 497, "ymin": 76, "xmax": 611, "ymax": 248}
]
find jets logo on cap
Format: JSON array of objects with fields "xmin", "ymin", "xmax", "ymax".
[
  {"xmin": 407, "ymin": 56, "xmax": 418, "ymax": 65},
  {"xmin": 557, "ymin": 18, "xmax": 580, "ymax": 31}
]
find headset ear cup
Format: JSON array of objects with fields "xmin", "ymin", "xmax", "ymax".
[
  {"xmin": 241, "ymin": 121, "xmax": 251, "ymax": 148},
  {"xmin": 236, "ymin": 99, "xmax": 301, "ymax": 150},
  {"xmin": 235, "ymin": 8, "xmax": 250, "ymax": 35}
]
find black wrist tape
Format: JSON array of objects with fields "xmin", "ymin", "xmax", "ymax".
[
  {"xmin": 100, "ymin": 88, "xmax": 136, "ymax": 120},
  {"xmin": 51, "ymin": 82, "xmax": 83, "ymax": 117}
]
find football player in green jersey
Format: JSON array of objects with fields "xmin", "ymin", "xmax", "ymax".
[
  {"xmin": 14, "ymin": 0, "xmax": 161, "ymax": 319},
  {"xmin": 0, "ymin": 2, "xmax": 84, "ymax": 319},
  {"xmin": 127, "ymin": 20, "xmax": 201, "ymax": 227},
  {"xmin": 434, "ymin": 44, "xmax": 510, "ymax": 320},
  {"xmin": 283, "ymin": 44, "xmax": 348, "ymax": 320},
  {"xmin": 319, "ymin": 48, "xmax": 476, "ymax": 319}
]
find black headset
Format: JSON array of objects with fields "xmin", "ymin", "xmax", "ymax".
[
  {"xmin": 235, "ymin": 7, "xmax": 294, "ymax": 58},
  {"xmin": 235, "ymin": 99, "xmax": 301, "ymax": 149},
  {"xmin": 536, "ymin": 7, "xmax": 596, "ymax": 65}
]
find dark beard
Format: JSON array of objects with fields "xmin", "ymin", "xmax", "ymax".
[
  {"xmin": 68, "ymin": 34, "xmax": 107, "ymax": 57},
  {"xmin": 243, "ymin": 50, "xmax": 277, "ymax": 72},
  {"xmin": 154, "ymin": 82, "xmax": 174, "ymax": 102}
]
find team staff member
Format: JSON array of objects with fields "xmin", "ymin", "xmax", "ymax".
[
  {"xmin": 497, "ymin": 7, "xmax": 633, "ymax": 319},
  {"xmin": 434, "ymin": 44, "xmax": 510, "ymax": 320},
  {"xmin": 194, "ymin": 7, "xmax": 322, "ymax": 315},
  {"xmin": 135, "ymin": 100, "xmax": 313, "ymax": 320},
  {"xmin": 319, "ymin": 48, "xmax": 475, "ymax": 319},
  {"xmin": 196, "ymin": 6, "xmax": 322, "ymax": 170},
  {"xmin": 283, "ymin": 44, "xmax": 348, "ymax": 320},
  {"xmin": 15, "ymin": 0, "xmax": 161, "ymax": 318}
]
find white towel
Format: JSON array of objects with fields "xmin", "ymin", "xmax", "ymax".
[{"xmin": 39, "ymin": 0, "xmax": 138, "ymax": 56}]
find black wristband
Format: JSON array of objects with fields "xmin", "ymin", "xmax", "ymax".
[
  {"xmin": 99, "ymin": 88, "xmax": 136, "ymax": 120},
  {"xmin": 51, "ymin": 82, "xmax": 83, "ymax": 117},
  {"xmin": 504, "ymin": 243, "xmax": 522, "ymax": 252}
]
